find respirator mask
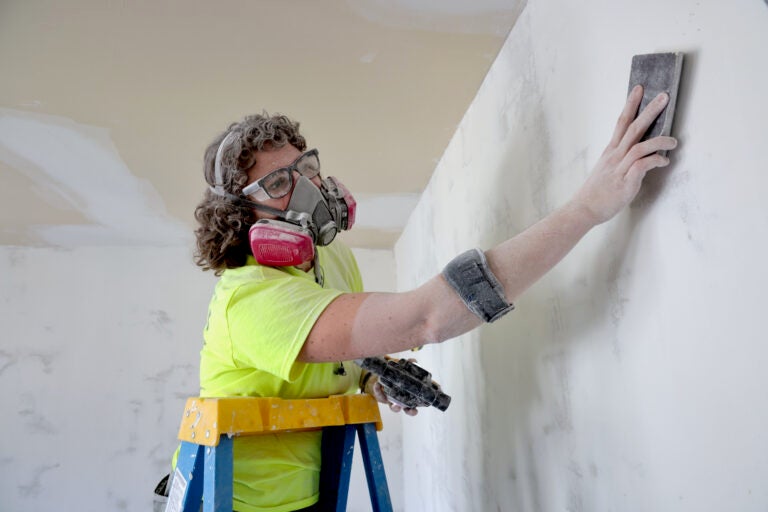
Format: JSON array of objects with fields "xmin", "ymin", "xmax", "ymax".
[
  {"xmin": 247, "ymin": 174, "xmax": 356, "ymax": 267},
  {"xmin": 210, "ymin": 134, "xmax": 356, "ymax": 268}
]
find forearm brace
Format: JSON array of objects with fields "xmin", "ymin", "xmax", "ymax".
[{"xmin": 442, "ymin": 248, "xmax": 514, "ymax": 323}]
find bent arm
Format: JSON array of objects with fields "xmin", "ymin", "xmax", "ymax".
[
  {"xmin": 298, "ymin": 202, "xmax": 596, "ymax": 362},
  {"xmin": 299, "ymin": 86, "xmax": 678, "ymax": 363}
]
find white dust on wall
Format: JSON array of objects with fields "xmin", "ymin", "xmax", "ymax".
[
  {"xmin": 0, "ymin": 246, "xmax": 211, "ymax": 510},
  {"xmin": 395, "ymin": 1, "xmax": 768, "ymax": 511}
]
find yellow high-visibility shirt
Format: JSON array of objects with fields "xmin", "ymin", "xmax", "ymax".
[{"xmin": 198, "ymin": 241, "xmax": 363, "ymax": 512}]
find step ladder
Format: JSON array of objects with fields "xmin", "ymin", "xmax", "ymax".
[{"xmin": 164, "ymin": 394, "xmax": 393, "ymax": 512}]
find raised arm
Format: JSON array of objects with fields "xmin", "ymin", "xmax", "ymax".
[{"xmin": 298, "ymin": 86, "xmax": 677, "ymax": 363}]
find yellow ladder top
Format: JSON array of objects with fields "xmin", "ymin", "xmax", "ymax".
[{"xmin": 177, "ymin": 394, "xmax": 383, "ymax": 447}]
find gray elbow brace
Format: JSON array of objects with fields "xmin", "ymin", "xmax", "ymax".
[{"xmin": 442, "ymin": 248, "xmax": 514, "ymax": 323}]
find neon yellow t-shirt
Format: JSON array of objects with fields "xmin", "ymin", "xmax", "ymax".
[{"xmin": 198, "ymin": 241, "xmax": 363, "ymax": 512}]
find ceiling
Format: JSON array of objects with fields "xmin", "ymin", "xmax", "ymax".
[{"xmin": 0, "ymin": 0, "xmax": 523, "ymax": 250}]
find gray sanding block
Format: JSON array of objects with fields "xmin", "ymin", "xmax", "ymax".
[{"xmin": 628, "ymin": 52, "xmax": 684, "ymax": 151}]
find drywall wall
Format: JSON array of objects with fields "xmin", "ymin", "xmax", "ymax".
[
  {"xmin": 0, "ymin": 246, "xmax": 210, "ymax": 510},
  {"xmin": 0, "ymin": 245, "xmax": 403, "ymax": 511},
  {"xmin": 395, "ymin": 1, "xmax": 768, "ymax": 511}
]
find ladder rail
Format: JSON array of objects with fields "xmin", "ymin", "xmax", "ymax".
[{"xmin": 165, "ymin": 394, "xmax": 392, "ymax": 512}]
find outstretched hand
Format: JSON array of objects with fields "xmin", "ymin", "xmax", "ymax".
[{"xmin": 572, "ymin": 85, "xmax": 678, "ymax": 224}]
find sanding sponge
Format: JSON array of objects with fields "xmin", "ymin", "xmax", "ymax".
[{"xmin": 628, "ymin": 52, "xmax": 684, "ymax": 149}]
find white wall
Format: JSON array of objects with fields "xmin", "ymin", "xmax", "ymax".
[
  {"xmin": 395, "ymin": 1, "xmax": 768, "ymax": 511},
  {"xmin": 0, "ymin": 246, "xmax": 210, "ymax": 511},
  {"xmin": 0, "ymin": 245, "xmax": 403, "ymax": 511}
]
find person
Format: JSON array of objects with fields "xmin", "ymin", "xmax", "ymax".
[{"xmin": 181, "ymin": 85, "xmax": 677, "ymax": 512}]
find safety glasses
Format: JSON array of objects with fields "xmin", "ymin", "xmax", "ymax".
[{"xmin": 242, "ymin": 149, "xmax": 320, "ymax": 201}]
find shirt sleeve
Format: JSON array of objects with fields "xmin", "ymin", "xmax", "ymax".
[{"xmin": 226, "ymin": 268, "xmax": 343, "ymax": 382}]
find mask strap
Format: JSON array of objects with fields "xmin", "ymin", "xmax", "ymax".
[
  {"xmin": 313, "ymin": 248, "xmax": 324, "ymax": 286},
  {"xmin": 210, "ymin": 131, "xmax": 239, "ymax": 197},
  {"xmin": 210, "ymin": 189, "xmax": 314, "ymax": 232}
]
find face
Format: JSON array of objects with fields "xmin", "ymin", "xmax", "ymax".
[{"xmin": 245, "ymin": 144, "xmax": 322, "ymax": 220}]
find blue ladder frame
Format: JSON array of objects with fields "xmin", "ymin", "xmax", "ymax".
[{"xmin": 165, "ymin": 422, "xmax": 392, "ymax": 512}]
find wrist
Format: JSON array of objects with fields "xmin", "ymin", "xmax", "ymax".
[{"xmin": 562, "ymin": 199, "xmax": 602, "ymax": 230}]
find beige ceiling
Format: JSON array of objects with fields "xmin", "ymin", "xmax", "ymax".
[{"xmin": 0, "ymin": 0, "xmax": 523, "ymax": 249}]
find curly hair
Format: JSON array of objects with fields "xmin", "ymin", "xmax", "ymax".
[{"xmin": 193, "ymin": 113, "xmax": 307, "ymax": 274}]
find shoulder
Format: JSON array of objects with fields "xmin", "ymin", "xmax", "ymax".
[
  {"xmin": 320, "ymin": 239, "xmax": 357, "ymax": 266},
  {"xmin": 220, "ymin": 256, "xmax": 311, "ymax": 286},
  {"xmin": 318, "ymin": 240, "xmax": 363, "ymax": 293}
]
